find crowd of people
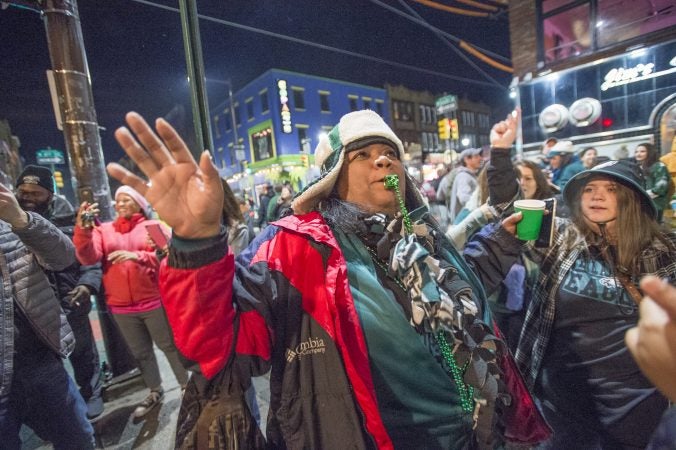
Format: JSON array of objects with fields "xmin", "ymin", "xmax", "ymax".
[{"xmin": 0, "ymin": 106, "xmax": 674, "ymax": 449}]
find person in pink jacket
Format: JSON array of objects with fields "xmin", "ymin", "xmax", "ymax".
[{"xmin": 73, "ymin": 186, "xmax": 188, "ymax": 418}]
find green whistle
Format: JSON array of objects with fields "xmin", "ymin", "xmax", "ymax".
[{"xmin": 383, "ymin": 174, "xmax": 412, "ymax": 234}]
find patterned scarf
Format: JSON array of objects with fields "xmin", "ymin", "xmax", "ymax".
[{"xmin": 362, "ymin": 212, "xmax": 509, "ymax": 448}]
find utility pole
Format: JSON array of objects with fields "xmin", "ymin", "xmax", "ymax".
[
  {"xmin": 224, "ymin": 79, "xmax": 246, "ymax": 170},
  {"xmin": 40, "ymin": 0, "xmax": 114, "ymax": 221},
  {"xmin": 178, "ymin": 0, "xmax": 213, "ymax": 158}
]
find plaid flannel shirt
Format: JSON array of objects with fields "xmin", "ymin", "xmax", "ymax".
[{"xmin": 514, "ymin": 218, "xmax": 676, "ymax": 389}]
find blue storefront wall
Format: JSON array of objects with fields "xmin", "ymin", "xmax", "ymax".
[
  {"xmin": 211, "ymin": 68, "xmax": 388, "ymax": 174},
  {"xmin": 518, "ymin": 39, "xmax": 676, "ymax": 153}
]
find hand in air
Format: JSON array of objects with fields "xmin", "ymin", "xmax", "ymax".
[
  {"xmin": 107, "ymin": 112, "xmax": 223, "ymax": 239},
  {"xmin": 490, "ymin": 108, "xmax": 520, "ymax": 149}
]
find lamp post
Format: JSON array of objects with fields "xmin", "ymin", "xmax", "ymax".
[{"xmin": 207, "ymin": 78, "xmax": 245, "ymax": 170}]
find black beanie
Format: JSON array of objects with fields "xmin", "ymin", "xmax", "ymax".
[{"xmin": 16, "ymin": 165, "xmax": 55, "ymax": 193}]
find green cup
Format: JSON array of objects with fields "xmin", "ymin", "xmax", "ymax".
[{"xmin": 514, "ymin": 199, "xmax": 546, "ymax": 241}]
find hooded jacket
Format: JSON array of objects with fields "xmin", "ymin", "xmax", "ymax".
[
  {"xmin": 160, "ymin": 211, "xmax": 546, "ymax": 449},
  {"xmin": 74, "ymin": 217, "xmax": 167, "ymax": 307},
  {"xmin": 0, "ymin": 213, "xmax": 76, "ymax": 397}
]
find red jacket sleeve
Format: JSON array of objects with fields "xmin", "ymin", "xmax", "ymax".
[{"xmin": 159, "ymin": 253, "xmax": 236, "ymax": 379}]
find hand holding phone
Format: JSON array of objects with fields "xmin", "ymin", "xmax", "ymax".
[
  {"xmin": 145, "ymin": 223, "xmax": 169, "ymax": 250},
  {"xmin": 535, "ymin": 198, "xmax": 556, "ymax": 248}
]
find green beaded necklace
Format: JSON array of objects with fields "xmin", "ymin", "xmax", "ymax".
[{"xmin": 380, "ymin": 174, "xmax": 475, "ymax": 414}]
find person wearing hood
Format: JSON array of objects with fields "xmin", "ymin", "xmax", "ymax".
[
  {"xmin": 548, "ymin": 140, "xmax": 585, "ymax": 189},
  {"xmin": 449, "ymin": 147, "xmax": 483, "ymax": 223},
  {"xmin": 106, "ymin": 110, "xmax": 550, "ymax": 449},
  {"xmin": 482, "ymin": 112, "xmax": 676, "ymax": 449},
  {"xmin": 73, "ymin": 186, "xmax": 188, "ymax": 419},
  {"xmin": 15, "ymin": 165, "xmax": 104, "ymax": 420}
]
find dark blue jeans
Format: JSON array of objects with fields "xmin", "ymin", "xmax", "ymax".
[{"xmin": 0, "ymin": 351, "xmax": 94, "ymax": 450}]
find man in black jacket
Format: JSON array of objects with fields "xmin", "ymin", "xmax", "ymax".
[{"xmin": 15, "ymin": 166, "xmax": 104, "ymax": 420}]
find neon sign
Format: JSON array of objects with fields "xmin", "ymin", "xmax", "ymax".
[
  {"xmin": 601, "ymin": 62, "xmax": 676, "ymax": 91},
  {"xmin": 278, "ymin": 80, "xmax": 292, "ymax": 134}
]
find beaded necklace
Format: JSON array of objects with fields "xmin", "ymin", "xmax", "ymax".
[{"xmin": 362, "ymin": 174, "xmax": 476, "ymax": 414}]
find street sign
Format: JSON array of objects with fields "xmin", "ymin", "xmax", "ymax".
[
  {"xmin": 36, "ymin": 148, "xmax": 65, "ymax": 165},
  {"xmin": 435, "ymin": 95, "xmax": 458, "ymax": 115}
]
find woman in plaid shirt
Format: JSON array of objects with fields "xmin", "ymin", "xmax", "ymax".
[{"xmin": 485, "ymin": 111, "xmax": 676, "ymax": 449}]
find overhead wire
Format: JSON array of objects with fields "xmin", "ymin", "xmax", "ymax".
[
  {"xmin": 129, "ymin": 0, "xmax": 502, "ymax": 89},
  {"xmin": 395, "ymin": 0, "xmax": 506, "ymax": 88},
  {"xmin": 410, "ymin": 0, "xmax": 490, "ymax": 17},
  {"xmin": 459, "ymin": 41, "xmax": 513, "ymax": 73},
  {"xmin": 453, "ymin": 0, "xmax": 498, "ymax": 12},
  {"xmin": 369, "ymin": 0, "xmax": 511, "ymax": 63}
]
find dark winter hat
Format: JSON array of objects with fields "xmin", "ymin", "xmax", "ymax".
[
  {"xmin": 563, "ymin": 160, "xmax": 657, "ymax": 219},
  {"xmin": 16, "ymin": 165, "xmax": 54, "ymax": 193}
]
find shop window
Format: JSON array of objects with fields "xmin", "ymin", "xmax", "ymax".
[
  {"xmin": 542, "ymin": 0, "xmax": 576, "ymax": 14},
  {"xmin": 319, "ymin": 92, "xmax": 330, "ymax": 112},
  {"xmin": 597, "ymin": 0, "xmax": 676, "ymax": 48},
  {"xmin": 362, "ymin": 97, "xmax": 372, "ymax": 110},
  {"xmin": 393, "ymin": 101, "xmax": 414, "ymax": 122},
  {"xmin": 234, "ymin": 105, "xmax": 241, "ymax": 127},
  {"xmin": 292, "ymin": 88, "xmax": 305, "ymax": 110},
  {"xmin": 348, "ymin": 96, "xmax": 358, "ymax": 111},
  {"xmin": 246, "ymin": 99, "xmax": 254, "ymax": 121},
  {"xmin": 260, "ymin": 90, "xmax": 269, "ymax": 113},
  {"xmin": 297, "ymin": 126, "xmax": 309, "ymax": 151},
  {"xmin": 223, "ymin": 110, "xmax": 231, "ymax": 131},
  {"xmin": 375, "ymin": 100, "xmax": 384, "ymax": 116},
  {"xmin": 543, "ymin": 3, "xmax": 591, "ymax": 63},
  {"xmin": 540, "ymin": 0, "xmax": 675, "ymax": 65}
]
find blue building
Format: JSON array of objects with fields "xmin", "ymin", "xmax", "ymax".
[{"xmin": 211, "ymin": 68, "xmax": 388, "ymax": 192}]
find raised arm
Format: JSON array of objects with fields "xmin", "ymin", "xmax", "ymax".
[
  {"xmin": 107, "ymin": 112, "xmax": 223, "ymax": 238},
  {"xmin": 108, "ymin": 112, "xmax": 234, "ymax": 379},
  {"xmin": 0, "ymin": 183, "xmax": 75, "ymax": 270}
]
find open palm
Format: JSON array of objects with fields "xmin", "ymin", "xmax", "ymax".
[{"xmin": 107, "ymin": 112, "xmax": 223, "ymax": 238}]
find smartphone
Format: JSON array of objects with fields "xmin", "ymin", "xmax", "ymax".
[
  {"xmin": 535, "ymin": 198, "xmax": 556, "ymax": 248},
  {"xmin": 145, "ymin": 223, "xmax": 169, "ymax": 249}
]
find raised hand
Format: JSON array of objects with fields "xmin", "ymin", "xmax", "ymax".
[
  {"xmin": 0, "ymin": 183, "xmax": 28, "ymax": 229},
  {"xmin": 108, "ymin": 112, "xmax": 223, "ymax": 239},
  {"xmin": 625, "ymin": 276, "xmax": 676, "ymax": 402},
  {"xmin": 76, "ymin": 202, "xmax": 100, "ymax": 229},
  {"xmin": 490, "ymin": 108, "xmax": 520, "ymax": 149}
]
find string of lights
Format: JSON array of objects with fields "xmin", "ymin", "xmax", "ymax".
[{"xmin": 129, "ymin": 0, "xmax": 504, "ymax": 89}]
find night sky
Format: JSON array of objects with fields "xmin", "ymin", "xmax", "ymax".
[{"xmin": 0, "ymin": 0, "xmax": 511, "ymax": 169}]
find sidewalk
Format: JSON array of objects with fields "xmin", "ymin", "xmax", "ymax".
[
  {"xmin": 20, "ymin": 305, "xmax": 270, "ymax": 449},
  {"xmin": 21, "ymin": 349, "xmax": 271, "ymax": 449}
]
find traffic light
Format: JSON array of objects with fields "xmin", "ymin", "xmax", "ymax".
[
  {"xmin": 438, "ymin": 119, "xmax": 450, "ymax": 140},
  {"xmin": 53, "ymin": 170, "xmax": 64, "ymax": 188},
  {"xmin": 300, "ymin": 154, "xmax": 309, "ymax": 168},
  {"xmin": 449, "ymin": 119, "xmax": 459, "ymax": 140}
]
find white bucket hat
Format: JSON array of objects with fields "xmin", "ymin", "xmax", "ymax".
[{"xmin": 291, "ymin": 110, "xmax": 405, "ymax": 215}]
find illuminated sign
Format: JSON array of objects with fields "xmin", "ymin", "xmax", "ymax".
[
  {"xmin": 601, "ymin": 61, "xmax": 676, "ymax": 91},
  {"xmin": 278, "ymin": 79, "xmax": 292, "ymax": 133}
]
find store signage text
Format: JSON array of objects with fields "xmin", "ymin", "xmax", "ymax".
[
  {"xmin": 601, "ymin": 62, "xmax": 676, "ymax": 91},
  {"xmin": 278, "ymin": 80, "xmax": 292, "ymax": 134}
]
